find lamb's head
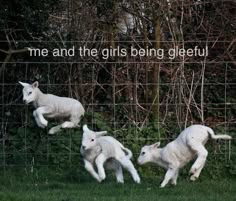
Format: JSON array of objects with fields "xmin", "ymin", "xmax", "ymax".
[
  {"xmin": 81, "ymin": 125, "xmax": 107, "ymax": 151},
  {"xmin": 19, "ymin": 81, "xmax": 39, "ymax": 104},
  {"xmin": 137, "ymin": 142, "xmax": 161, "ymax": 165}
]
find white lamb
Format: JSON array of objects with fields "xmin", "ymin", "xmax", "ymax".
[
  {"xmin": 80, "ymin": 125, "xmax": 141, "ymax": 183},
  {"xmin": 19, "ymin": 81, "xmax": 85, "ymax": 134},
  {"xmin": 138, "ymin": 125, "xmax": 232, "ymax": 188}
]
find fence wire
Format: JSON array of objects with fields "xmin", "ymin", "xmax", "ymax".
[{"xmin": 0, "ymin": 49, "xmax": 235, "ymax": 171}]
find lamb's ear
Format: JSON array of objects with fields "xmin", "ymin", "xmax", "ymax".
[
  {"xmin": 83, "ymin": 125, "xmax": 90, "ymax": 132},
  {"xmin": 151, "ymin": 142, "xmax": 161, "ymax": 149},
  {"xmin": 95, "ymin": 131, "xmax": 107, "ymax": 137},
  {"xmin": 32, "ymin": 81, "xmax": 39, "ymax": 88},
  {"xmin": 19, "ymin": 81, "xmax": 29, "ymax": 87}
]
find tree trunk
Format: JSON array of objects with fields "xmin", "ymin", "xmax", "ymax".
[{"xmin": 152, "ymin": 17, "xmax": 161, "ymax": 130}]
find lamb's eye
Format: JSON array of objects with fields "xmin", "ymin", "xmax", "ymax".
[
  {"xmin": 141, "ymin": 152, "xmax": 145, "ymax": 155},
  {"xmin": 28, "ymin": 92, "xmax": 32, "ymax": 95},
  {"xmin": 91, "ymin": 139, "xmax": 95, "ymax": 142}
]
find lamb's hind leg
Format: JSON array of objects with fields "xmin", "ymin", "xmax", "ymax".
[
  {"xmin": 107, "ymin": 160, "xmax": 124, "ymax": 183},
  {"xmin": 114, "ymin": 163, "xmax": 124, "ymax": 183},
  {"xmin": 190, "ymin": 164, "xmax": 205, "ymax": 181},
  {"xmin": 54, "ymin": 117, "xmax": 78, "ymax": 134},
  {"xmin": 49, "ymin": 125, "xmax": 62, "ymax": 135},
  {"xmin": 189, "ymin": 143, "xmax": 208, "ymax": 181},
  {"xmin": 118, "ymin": 157, "xmax": 140, "ymax": 184},
  {"xmin": 61, "ymin": 115, "xmax": 80, "ymax": 129},
  {"xmin": 61, "ymin": 121, "xmax": 77, "ymax": 129}
]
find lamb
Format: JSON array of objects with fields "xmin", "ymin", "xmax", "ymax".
[
  {"xmin": 80, "ymin": 125, "xmax": 141, "ymax": 184},
  {"xmin": 137, "ymin": 125, "xmax": 232, "ymax": 188},
  {"xmin": 19, "ymin": 81, "xmax": 85, "ymax": 134}
]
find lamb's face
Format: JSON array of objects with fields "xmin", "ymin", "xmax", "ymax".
[
  {"xmin": 19, "ymin": 81, "xmax": 39, "ymax": 104},
  {"xmin": 137, "ymin": 146, "xmax": 152, "ymax": 165},
  {"xmin": 81, "ymin": 129, "xmax": 97, "ymax": 151},
  {"xmin": 81, "ymin": 125, "xmax": 107, "ymax": 151},
  {"xmin": 138, "ymin": 142, "xmax": 160, "ymax": 165}
]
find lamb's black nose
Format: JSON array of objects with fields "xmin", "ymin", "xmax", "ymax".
[{"xmin": 82, "ymin": 145, "xmax": 86, "ymax": 150}]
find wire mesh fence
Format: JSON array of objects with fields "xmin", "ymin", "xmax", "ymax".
[
  {"xmin": 0, "ymin": 45, "xmax": 235, "ymax": 172},
  {"xmin": 0, "ymin": 0, "xmax": 235, "ymax": 177}
]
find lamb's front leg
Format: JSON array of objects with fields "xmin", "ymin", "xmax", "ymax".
[
  {"xmin": 33, "ymin": 106, "xmax": 53, "ymax": 128},
  {"xmin": 95, "ymin": 154, "xmax": 107, "ymax": 181},
  {"xmin": 84, "ymin": 160, "xmax": 102, "ymax": 182},
  {"xmin": 33, "ymin": 110, "xmax": 45, "ymax": 128},
  {"xmin": 34, "ymin": 106, "xmax": 53, "ymax": 127},
  {"xmin": 160, "ymin": 167, "xmax": 178, "ymax": 188},
  {"xmin": 170, "ymin": 169, "xmax": 179, "ymax": 186}
]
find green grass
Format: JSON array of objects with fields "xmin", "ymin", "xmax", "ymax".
[{"xmin": 0, "ymin": 170, "xmax": 235, "ymax": 201}]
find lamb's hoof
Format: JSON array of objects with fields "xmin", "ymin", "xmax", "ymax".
[
  {"xmin": 48, "ymin": 126, "xmax": 62, "ymax": 135},
  {"xmin": 39, "ymin": 124, "xmax": 46, "ymax": 129},
  {"xmin": 134, "ymin": 176, "xmax": 141, "ymax": 184},
  {"xmin": 48, "ymin": 128, "xmax": 59, "ymax": 135},
  {"xmin": 41, "ymin": 121, "xmax": 48, "ymax": 127},
  {"xmin": 190, "ymin": 175, "xmax": 197, "ymax": 181},
  {"xmin": 61, "ymin": 124, "xmax": 67, "ymax": 129},
  {"xmin": 96, "ymin": 176, "xmax": 104, "ymax": 183},
  {"xmin": 117, "ymin": 179, "xmax": 124, "ymax": 184},
  {"xmin": 33, "ymin": 111, "xmax": 37, "ymax": 117},
  {"xmin": 189, "ymin": 167, "xmax": 197, "ymax": 175},
  {"xmin": 171, "ymin": 181, "xmax": 177, "ymax": 186},
  {"xmin": 61, "ymin": 122, "xmax": 74, "ymax": 128},
  {"xmin": 99, "ymin": 174, "xmax": 106, "ymax": 181},
  {"xmin": 48, "ymin": 130, "xmax": 56, "ymax": 135},
  {"xmin": 160, "ymin": 185, "xmax": 165, "ymax": 188}
]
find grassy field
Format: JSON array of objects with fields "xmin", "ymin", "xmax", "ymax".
[{"xmin": 0, "ymin": 170, "xmax": 235, "ymax": 201}]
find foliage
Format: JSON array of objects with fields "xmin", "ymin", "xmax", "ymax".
[
  {"xmin": 0, "ymin": 0, "xmax": 235, "ymax": 181},
  {"xmin": 1, "ymin": 111, "xmax": 235, "ymax": 179},
  {"xmin": 0, "ymin": 0, "xmax": 59, "ymax": 36}
]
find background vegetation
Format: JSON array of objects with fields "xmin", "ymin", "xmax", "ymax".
[{"xmin": 0, "ymin": 0, "xmax": 235, "ymax": 182}]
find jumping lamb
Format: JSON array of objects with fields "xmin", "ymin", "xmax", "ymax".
[
  {"xmin": 138, "ymin": 125, "xmax": 232, "ymax": 188},
  {"xmin": 80, "ymin": 125, "xmax": 141, "ymax": 184},
  {"xmin": 19, "ymin": 81, "xmax": 85, "ymax": 134}
]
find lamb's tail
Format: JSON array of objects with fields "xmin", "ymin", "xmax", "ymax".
[
  {"xmin": 116, "ymin": 140, "xmax": 133, "ymax": 159},
  {"xmin": 118, "ymin": 142, "xmax": 133, "ymax": 159},
  {"xmin": 207, "ymin": 127, "xmax": 232, "ymax": 140},
  {"xmin": 122, "ymin": 147, "xmax": 133, "ymax": 159}
]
